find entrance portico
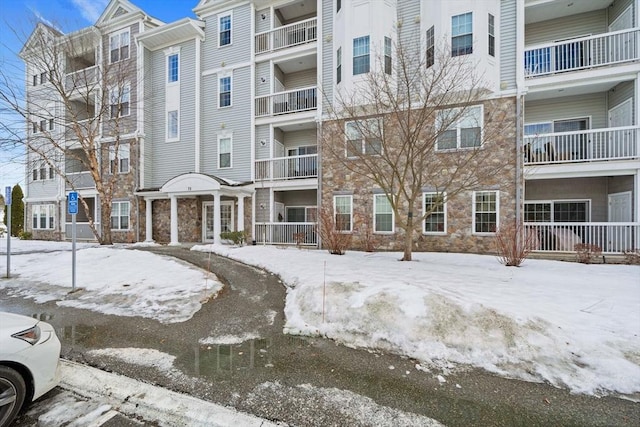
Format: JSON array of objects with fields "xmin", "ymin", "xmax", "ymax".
[{"xmin": 138, "ymin": 173, "xmax": 252, "ymax": 245}]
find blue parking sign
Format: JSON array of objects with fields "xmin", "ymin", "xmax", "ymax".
[
  {"xmin": 4, "ymin": 186, "xmax": 11, "ymax": 205},
  {"xmin": 68, "ymin": 192, "xmax": 78, "ymax": 215}
]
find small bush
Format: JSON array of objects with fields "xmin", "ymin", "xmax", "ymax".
[
  {"xmin": 623, "ymin": 249, "xmax": 640, "ymax": 265},
  {"xmin": 316, "ymin": 206, "xmax": 352, "ymax": 255},
  {"xmin": 575, "ymin": 243, "xmax": 602, "ymax": 264},
  {"xmin": 495, "ymin": 220, "xmax": 536, "ymax": 267},
  {"xmin": 18, "ymin": 231, "xmax": 32, "ymax": 240},
  {"xmin": 220, "ymin": 230, "xmax": 247, "ymax": 246}
]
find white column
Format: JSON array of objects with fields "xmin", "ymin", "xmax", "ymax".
[
  {"xmin": 237, "ymin": 195, "xmax": 245, "ymax": 232},
  {"xmin": 169, "ymin": 195, "xmax": 179, "ymax": 246},
  {"xmin": 144, "ymin": 198, "xmax": 154, "ymax": 242},
  {"xmin": 213, "ymin": 191, "xmax": 221, "ymax": 245}
]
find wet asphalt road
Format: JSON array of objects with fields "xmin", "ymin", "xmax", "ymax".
[{"xmin": 1, "ymin": 245, "xmax": 638, "ymax": 426}]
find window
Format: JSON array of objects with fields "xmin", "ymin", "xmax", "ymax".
[
  {"xmin": 337, "ymin": 0, "xmax": 341, "ymax": 12},
  {"xmin": 436, "ymin": 105, "xmax": 483, "ymax": 150},
  {"xmin": 219, "ymin": 76, "xmax": 231, "ymax": 107},
  {"xmin": 473, "ymin": 191, "xmax": 498, "ymax": 233},
  {"xmin": 452, "ymin": 12, "xmax": 473, "ymax": 56},
  {"xmin": 218, "ymin": 136, "xmax": 232, "ymax": 168},
  {"xmin": 40, "ymin": 72, "xmax": 47, "ymax": 85},
  {"xmin": 353, "ymin": 36, "xmax": 370, "ymax": 75},
  {"xmin": 167, "ymin": 110, "xmax": 179, "ymax": 141},
  {"xmin": 109, "ymin": 144, "xmax": 130, "ymax": 174},
  {"xmin": 525, "ymin": 201, "xmax": 589, "ymax": 223},
  {"xmin": 110, "ymin": 29, "xmax": 130, "ymax": 63},
  {"xmin": 33, "ymin": 75, "xmax": 37, "ymax": 86},
  {"xmin": 333, "ymin": 195, "xmax": 352, "ymax": 232},
  {"xmin": 374, "ymin": 194, "xmax": 394, "ymax": 233},
  {"xmin": 167, "ymin": 53, "xmax": 179, "ymax": 83},
  {"xmin": 219, "ymin": 13, "xmax": 232, "ymax": 46},
  {"xmin": 488, "ymin": 14, "xmax": 495, "ymax": 57},
  {"xmin": 345, "ymin": 118, "xmax": 383, "ymax": 157},
  {"xmin": 336, "ymin": 47, "xmax": 342, "ymax": 84},
  {"xmin": 110, "ymin": 85, "xmax": 130, "ymax": 118},
  {"xmin": 286, "ymin": 206, "xmax": 317, "ymax": 222},
  {"xmin": 49, "ymin": 118, "xmax": 54, "ymax": 130},
  {"xmin": 32, "ymin": 204, "xmax": 55, "ymax": 230},
  {"xmin": 111, "ymin": 201, "xmax": 130, "ymax": 230},
  {"xmin": 32, "ymin": 162, "xmax": 52, "ymax": 181},
  {"xmin": 384, "ymin": 37, "xmax": 392, "ymax": 74},
  {"xmin": 426, "ymin": 26, "xmax": 435, "ymax": 68},
  {"xmin": 424, "ymin": 192, "xmax": 446, "ymax": 233}
]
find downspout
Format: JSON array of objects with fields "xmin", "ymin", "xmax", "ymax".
[
  {"xmin": 195, "ymin": 36, "xmax": 201, "ymax": 173},
  {"xmin": 316, "ymin": 0, "xmax": 324, "ymax": 250},
  {"xmin": 515, "ymin": 0, "xmax": 525, "ymax": 230}
]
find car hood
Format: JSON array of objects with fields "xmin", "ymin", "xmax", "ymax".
[{"xmin": 0, "ymin": 312, "xmax": 39, "ymax": 334}]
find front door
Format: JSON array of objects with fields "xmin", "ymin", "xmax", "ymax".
[
  {"xmin": 608, "ymin": 191, "xmax": 633, "ymax": 252},
  {"xmin": 608, "ymin": 99, "xmax": 633, "ymax": 158},
  {"xmin": 203, "ymin": 201, "xmax": 235, "ymax": 242}
]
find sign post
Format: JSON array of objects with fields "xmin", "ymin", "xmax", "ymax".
[
  {"xmin": 68, "ymin": 192, "xmax": 78, "ymax": 292},
  {"xmin": 4, "ymin": 186, "xmax": 11, "ymax": 278}
]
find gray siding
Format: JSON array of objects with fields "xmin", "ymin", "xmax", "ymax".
[
  {"xmin": 255, "ymin": 188, "xmax": 270, "ymax": 222},
  {"xmin": 321, "ymin": 0, "xmax": 333, "ymax": 109},
  {"xmin": 256, "ymin": 8, "xmax": 271, "ymax": 33},
  {"xmin": 148, "ymin": 39, "xmax": 197, "ymax": 187},
  {"xmin": 143, "ymin": 47, "xmax": 153, "ymax": 187},
  {"xmin": 397, "ymin": 0, "xmax": 420, "ymax": 49},
  {"xmin": 500, "ymin": 0, "xmax": 517, "ymax": 91},
  {"xmin": 611, "ymin": 0, "xmax": 634, "ymax": 25},
  {"xmin": 525, "ymin": 93, "xmax": 608, "ymax": 129},
  {"xmin": 202, "ymin": 4, "xmax": 252, "ymax": 71},
  {"xmin": 525, "ymin": 10, "xmax": 607, "ymax": 45},
  {"xmin": 609, "ymin": 81, "xmax": 636, "ymax": 124},
  {"xmin": 281, "ymin": 189, "xmax": 316, "ymax": 206},
  {"xmin": 201, "ymin": 66, "xmax": 252, "ymax": 182},
  {"xmin": 283, "ymin": 129, "xmax": 316, "ymax": 148},
  {"xmin": 256, "ymin": 62, "xmax": 270, "ymax": 96},
  {"xmin": 284, "ymin": 68, "xmax": 316, "ymax": 89},
  {"xmin": 525, "ymin": 178, "xmax": 608, "ymax": 221},
  {"xmin": 255, "ymin": 125, "xmax": 270, "ymax": 159}
]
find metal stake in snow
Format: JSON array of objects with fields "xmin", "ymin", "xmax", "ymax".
[
  {"xmin": 68, "ymin": 192, "xmax": 79, "ymax": 292},
  {"xmin": 5, "ymin": 186, "xmax": 11, "ymax": 278},
  {"xmin": 322, "ymin": 261, "xmax": 326, "ymax": 323}
]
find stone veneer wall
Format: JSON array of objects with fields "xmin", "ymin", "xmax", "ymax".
[
  {"xmin": 151, "ymin": 198, "xmax": 201, "ymax": 243},
  {"xmin": 321, "ymin": 96, "xmax": 520, "ymax": 255},
  {"xmin": 27, "ymin": 201, "xmax": 65, "ymax": 241}
]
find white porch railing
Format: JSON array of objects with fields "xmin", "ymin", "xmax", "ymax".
[
  {"xmin": 524, "ymin": 222, "xmax": 639, "ymax": 254},
  {"xmin": 255, "ymin": 17, "xmax": 317, "ymax": 54},
  {"xmin": 254, "ymin": 222, "xmax": 317, "ymax": 246},
  {"xmin": 65, "ymin": 65, "xmax": 98, "ymax": 91},
  {"xmin": 255, "ymin": 86, "xmax": 317, "ymax": 117},
  {"xmin": 524, "ymin": 126, "xmax": 639, "ymax": 165},
  {"xmin": 64, "ymin": 118, "xmax": 97, "ymax": 141},
  {"xmin": 255, "ymin": 154, "xmax": 318, "ymax": 181},
  {"xmin": 524, "ymin": 28, "xmax": 639, "ymax": 77}
]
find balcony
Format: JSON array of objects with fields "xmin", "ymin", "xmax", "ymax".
[
  {"xmin": 65, "ymin": 171, "xmax": 95, "ymax": 190},
  {"xmin": 254, "ymin": 222, "xmax": 317, "ymax": 246},
  {"xmin": 64, "ymin": 118, "xmax": 97, "ymax": 142},
  {"xmin": 524, "ymin": 222, "xmax": 639, "ymax": 254},
  {"xmin": 255, "ymin": 18, "xmax": 317, "ymax": 55},
  {"xmin": 255, "ymin": 154, "xmax": 317, "ymax": 181},
  {"xmin": 524, "ymin": 28, "xmax": 639, "ymax": 77},
  {"xmin": 65, "ymin": 65, "xmax": 98, "ymax": 91},
  {"xmin": 524, "ymin": 126, "xmax": 639, "ymax": 165},
  {"xmin": 255, "ymin": 86, "xmax": 317, "ymax": 117}
]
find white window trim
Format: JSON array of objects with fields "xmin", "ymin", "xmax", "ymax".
[
  {"xmin": 165, "ymin": 47, "xmax": 181, "ymax": 85},
  {"xmin": 345, "ymin": 118, "xmax": 383, "ymax": 158},
  {"xmin": 218, "ymin": 133, "xmax": 233, "ymax": 169},
  {"xmin": 218, "ymin": 11, "xmax": 233, "ymax": 47},
  {"xmin": 109, "ymin": 28, "xmax": 130, "ymax": 63},
  {"xmin": 111, "ymin": 200, "xmax": 130, "ymax": 231},
  {"xmin": 285, "ymin": 206, "xmax": 317, "ymax": 223},
  {"xmin": 436, "ymin": 104, "xmax": 484, "ymax": 151},
  {"xmin": 218, "ymin": 73, "xmax": 232, "ymax": 108},
  {"xmin": 109, "ymin": 144, "xmax": 130, "ymax": 174},
  {"xmin": 109, "ymin": 84, "xmax": 131, "ymax": 118},
  {"xmin": 32, "ymin": 204, "xmax": 55, "ymax": 230},
  {"xmin": 333, "ymin": 195, "xmax": 353, "ymax": 233},
  {"xmin": 373, "ymin": 193, "xmax": 394, "ymax": 234},
  {"xmin": 472, "ymin": 190, "xmax": 499, "ymax": 235},
  {"xmin": 423, "ymin": 192, "xmax": 447, "ymax": 235},
  {"xmin": 167, "ymin": 110, "xmax": 180, "ymax": 142},
  {"xmin": 524, "ymin": 199, "xmax": 591, "ymax": 223}
]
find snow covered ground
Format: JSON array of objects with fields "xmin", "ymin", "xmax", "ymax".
[{"xmin": 1, "ymin": 237, "xmax": 638, "ymax": 397}]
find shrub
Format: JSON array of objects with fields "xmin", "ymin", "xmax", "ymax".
[
  {"xmin": 316, "ymin": 206, "xmax": 352, "ymax": 255},
  {"xmin": 495, "ymin": 220, "xmax": 536, "ymax": 267},
  {"xmin": 220, "ymin": 230, "xmax": 247, "ymax": 246},
  {"xmin": 622, "ymin": 249, "xmax": 640, "ymax": 265},
  {"xmin": 18, "ymin": 231, "xmax": 32, "ymax": 240},
  {"xmin": 575, "ymin": 243, "xmax": 602, "ymax": 264}
]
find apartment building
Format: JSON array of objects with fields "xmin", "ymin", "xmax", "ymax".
[{"xmin": 20, "ymin": 0, "xmax": 639, "ymax": 255}]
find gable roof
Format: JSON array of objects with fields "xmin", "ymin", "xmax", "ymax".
[
  {"xmin": 96, "ymin": 0, "xmax": 163, "ymax": 31},
  {"xmin": 19, "ymin": 22, "xmax": 63, "ymax": 59}
]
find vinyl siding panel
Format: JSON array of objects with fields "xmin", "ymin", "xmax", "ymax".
[
  {"xmin": 525, "ymin": 10, "xmax": 607, "ymax": 45},
  {"xmin": 397, "ymin": 0, "xmax": 420, "ymax": 48},
  {"xmin": 201, "ymin": 66, "xmax": 252, "ymax": 182},
  {"xmin": 255, "ymin": 188, "xmax": 270, "ymax": 222},
  {"xmin": 281, "ymin": 189, "xmax": 316, "ymax": 206},
  {"xmin": 148, "ymin": 39, "xmax": 197, "ymax": 188},
  {"xmin": 283, "ymin": 129, "xmax": 316, "ymax": 148},
  {"xmin": 611, "ymin": 0, "xmax": 634, "ymax": 25},
  {"xmin": 321, "ymin": 0, "xmax": 333, "ymax": 109},
  {"xmin": 284, "ymin": 68, "xmax": 316, "ymax": 89},
  {"xmin": 143, "ymin": 48, "xmax": 154, "ymax": 187},
  {"xmin": 202, "ymin": 4, "xmax": 252, "ymax": 72},
  {"xmin": 500, "ymin": 0, "xmax": 517, "ymax": 91},
  {"xmin": 256, "ymin": 8, "xmax": 271, "ymax": 33},
  {"xmin": 256, "ymin": 62, "xmax": 270, "ymax": 96},
  {"xmin": 525, "ymin": 177, "xmax": 608, "ymax": 221},
  {"xmin": 609, "ymin": 81, "xmax": 635, "ymax": 123},
  {"xmin": 255, "ymin": 125, "xmax": 270, "ymax": 160},
  {"xmin": 525, "ymin": 93, "xmax": 608, "ymax": 129}
]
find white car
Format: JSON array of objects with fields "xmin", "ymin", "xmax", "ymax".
[{"xmin": 0, "ymin": 312, "xmax": 61, "ymax": 427}]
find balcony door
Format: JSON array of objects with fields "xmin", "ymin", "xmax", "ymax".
[
  {"xmin": 608, "ymin": 191, "xmax": 633, "ymax": 252},
  {"xmin": 202, "ymin": 201, "xmax": 234, "ymax": 242},
  {"xmin": 609, "ymin": 99, "xmax": 633, "ymax": 157},
  {"xmin": 609, "ymin": 6, "xmax": 635, "ymax": 62}
]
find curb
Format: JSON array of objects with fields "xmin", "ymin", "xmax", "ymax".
[{"xmin": 58, "ymin": 359, "xmax": 282, "ymax": 427}]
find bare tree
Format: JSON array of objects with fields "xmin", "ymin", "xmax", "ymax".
[
  {"xmin": 322, "ymin": 38, "xmax": 516, "ymax": 261},
  {"xmin": 0, "ymin": 22, "xmax": 137, "ymax": 244}
]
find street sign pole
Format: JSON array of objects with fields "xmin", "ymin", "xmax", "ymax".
[
  {"xmin": 5, "ymin": 186, "xmax": 11, "ymax": 279},
  {"xmin": 68, "ymin": 192, "xmax": 78, "ymax": 292}
]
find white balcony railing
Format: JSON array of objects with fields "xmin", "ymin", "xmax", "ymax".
[
  {"xmin": 255, "ymin": 86, "xmax": 317, "ymax": 117},
  {"xmin": 525, "ymin": 28, "xmax": 639, "ymax": 77},
  {"xmin": 65, "ymin": 171, "xmax": 95, "ymax": 189},
  {"xmin": 254, "ymin": 222, "xmax": 317, "ymax": 246},
  {"xmin": 524, "ymin": 126, "xmax": 639, "ymax": 165},
  {"xmin": 255, "ymin": 154, "xmax": 318, "ymax": 181},
  {"xmin": 524, "ymin": 222, "xmax": 639, "ymax": 254},
  {"xmin": 255, "ymin": 17, "xmax": 317, "ymax": 54},
  {"xmin": 65, "ymin": 65, "xmax": 98, "ymax": 91},
  {"xmin": 64, "ymin": 118, "xmax": 97, "ymax": 141}
]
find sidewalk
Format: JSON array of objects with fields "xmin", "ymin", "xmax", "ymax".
[{"xmin": 58, "ymin": 359, "xmax": 282, "ymax": 427}]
